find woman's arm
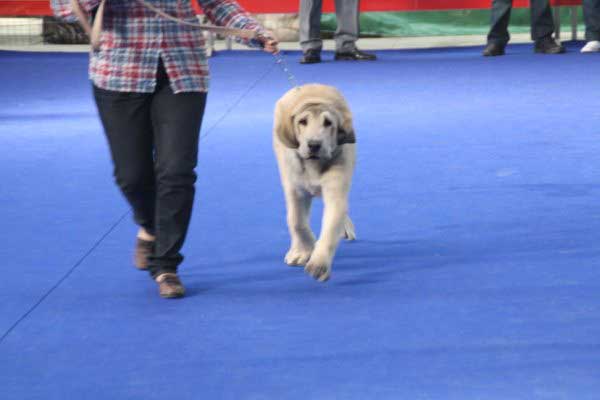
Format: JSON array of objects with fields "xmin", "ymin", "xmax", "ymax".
[
  {"xmin": 197, "ymin": 0, "xmax": 271, "ymax": 48},
  {"xmin": 50, "ymin": 0, "xmax": 102, "ymax": 21}
]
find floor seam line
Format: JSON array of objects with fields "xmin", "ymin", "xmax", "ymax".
[{"xmin": 0, "ymin": 210, "xmax": 130, "ymax": 345}]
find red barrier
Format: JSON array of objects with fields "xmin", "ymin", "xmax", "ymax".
[{"xmin": 0, "ymin": 0, "xmax": 582, "ymax": 17}]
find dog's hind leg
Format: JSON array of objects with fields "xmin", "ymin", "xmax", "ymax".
[{"xmin": 342, "ymin": 214, "xmax": 356, "ymax": 241}]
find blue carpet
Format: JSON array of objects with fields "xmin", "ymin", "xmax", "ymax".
[{"xmin": 1, "ymin": 42, "xmax": 600, "ymax": 399}]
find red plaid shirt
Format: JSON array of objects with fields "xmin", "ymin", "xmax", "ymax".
[{"xmin": 51, "ymin": 0, "xmax": 265, "ymax": 93}]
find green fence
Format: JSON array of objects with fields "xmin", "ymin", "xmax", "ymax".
[{"xmin": 322, "ymin": 8, "xmax": 584, "ymax": 37}]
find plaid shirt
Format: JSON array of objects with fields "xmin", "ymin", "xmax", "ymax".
[{"xmin": 51, "ymin": 0, "xmax": 265, "ymax": 93}]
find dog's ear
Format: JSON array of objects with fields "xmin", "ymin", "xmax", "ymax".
[
  {"xmin": 336, "ymin": 102, "xmax": 356, "ymax": 145},
  {"xmin": 338, "ymin": 126, "xmax": 356, "ymax": 145},
  {"xmin": 274, "ymin": 101, "xmax": 299, "ymax": 149}
]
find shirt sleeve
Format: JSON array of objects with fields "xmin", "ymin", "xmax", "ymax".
[
  {"xmin": 50, "ymin": 0, "xmax": 102, "ymax": 21},
  {"xmin": 197, "ymin": 0, "xmax": 267, "ymax": 48}
]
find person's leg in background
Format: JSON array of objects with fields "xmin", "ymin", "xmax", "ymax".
[
  {"xmin": 484, "ymin": 0, "xmax": 512, "ymax": 56},
  {"xmin": 334, "ymin": 0, "xmax": 358, "ymax": 53},
  {"xmin": 582, "ymin": 0, "xmax": 600, "ymax": 52},
  {"xmin": 147, "ymin": 61, "xmax": 207, "ymax": 298},
  {"xmin": 93, "ymin": 87, "xmax": 158, "ymax": 271},
  {"xmin": 299, "ymin": 0, "xmax": 323, "ymax": 63},
  {"xmin": 531, "ymin": 0, "xmax": 565, "ymax": 53},
  {"xmin": 333, "ymin": 0, "xmax": 376, "ymax": 60}
]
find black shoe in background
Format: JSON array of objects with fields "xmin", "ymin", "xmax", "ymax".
[
  {"xmin": 482, "ymin": 42, "xmax": 506, "ymax": 56},
  {"xmin": 534, "ymin": 37, "xmax": 566, "ymax": 54},
  {"xmin": 334, "ymin": 48, "xmax": 377, "ymax": 61},
  {"xmin": 300, "ymin": 49, "xmax": 321, "ymax": 64}
]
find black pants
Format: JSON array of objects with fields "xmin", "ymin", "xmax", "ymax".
[
  {"xmin": 584, "ymin": 0, "xmax": 600, "ymax": 41},
  {"xmin": 487, "ymin": 0, "xmax": 555, "ymax": 45},
  {"xmin": 93, "ymin": 61, "xmax": 207, "ymax": 278}
]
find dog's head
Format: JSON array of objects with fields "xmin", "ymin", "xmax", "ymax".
[{"xmin": 275, "ymin": 87, "xmax": 355, "ymax": 162}]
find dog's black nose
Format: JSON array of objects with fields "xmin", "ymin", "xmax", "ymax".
[{"xmin": 308, "ymin": 141, "xmax": 321, "ymax": 153}]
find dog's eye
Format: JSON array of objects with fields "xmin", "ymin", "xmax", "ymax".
[
  {"xmin": 323, "ymin": 118, "xmax": 332, "ymax": 127},
  {"xmin": 298, "ymin": 118, "xmax": 308, "ymax": 126}
]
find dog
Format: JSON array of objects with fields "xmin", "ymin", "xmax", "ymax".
[{"xmin": 273, "ymin": 84, "xmax": 356, "ymax": 282}]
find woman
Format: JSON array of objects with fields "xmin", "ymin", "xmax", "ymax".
[{"xmin": 50, "ymin": 0, "xmax": 278, "ymax": 298}]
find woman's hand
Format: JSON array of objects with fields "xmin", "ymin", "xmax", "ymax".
[{"xmin": 258, "ymin": 31, "xmax": 279, "ymax": 54}]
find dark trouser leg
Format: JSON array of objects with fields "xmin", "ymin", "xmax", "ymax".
[
  {"xmin": 93, "ymin": 87, "xmax": 156, "ymax": 236},
  {"xmin": 487, "ymin": 0, "xmax": 513, "ymax": 45},
  {"xmin": 147, "ymin": 67, "xmax": 207, "ymax": 278},
  {"xmin": 334, "ymin": 0, "xmax": 359, "ymax": 52},
  {"xmin": 531, "ymin": 0, "xmax": 555, "ymax": 41},
  {"xmin": 300, "ymin": 0, "xmax": 323, "ymax": 52},
  {"xmin": 584, "ymin": 0, "xmax": 600, "ymax": 41}
]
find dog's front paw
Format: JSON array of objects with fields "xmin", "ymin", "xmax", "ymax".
[
  {"xmin": 304, "ymin": 253, "xmax": 332, "ymax": 282},
  {"xmin": 285, "ymin": 247, "xmax": 313, "ymax": 267}
]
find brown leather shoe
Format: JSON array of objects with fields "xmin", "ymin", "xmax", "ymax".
[
  {"xmin": 134, "ymin": 238, "xmax": 154, "ymax": 270},
  {"xmin": 155, "ymin": 273, "xmax": 185, "ymax": 299}
]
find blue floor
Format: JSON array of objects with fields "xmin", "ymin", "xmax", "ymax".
[{"xmin": 1, "ymin": 42, "xmax": 600, "ymax": 399}]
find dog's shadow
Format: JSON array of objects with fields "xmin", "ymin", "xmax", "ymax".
[
  {"xmin": 183, "ymin": 237, "xmax": 469, "ymax": 293},
  {"xmin": 330, "ymin": 238, "xmax": 463, "ymax": 286}
]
